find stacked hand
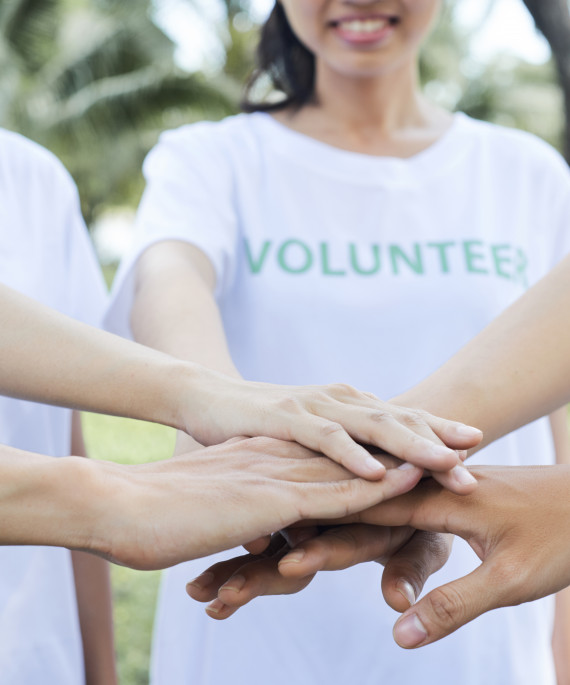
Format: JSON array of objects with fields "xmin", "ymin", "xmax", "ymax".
[{"xmin": 187, "ymin": 465, "xmax": 570, "ymax": 648}]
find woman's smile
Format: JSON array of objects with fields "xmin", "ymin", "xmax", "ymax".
[{"xmin": 328, "ymin": 13, "xmax": 401, "ymax": 47}]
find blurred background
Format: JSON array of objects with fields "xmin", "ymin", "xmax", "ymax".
[{"xmin": 1, "ymin": 0, "xmax": 569, "ymax": 682}]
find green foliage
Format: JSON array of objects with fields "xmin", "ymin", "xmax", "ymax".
[
  {"xmin": 420, "ymin": 3, "xmax": 563, "ymax": 150},
  {"xmin": 0, "ymin": 0, "xmax": 238, "ymax": 223}
]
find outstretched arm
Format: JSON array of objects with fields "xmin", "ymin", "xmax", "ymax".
[
  {"xmin": 0, "ymin": 437, "xmax": 422, "ymax": 565},
  {"xmin": 394, "ymin": 253, "xmax": 570, "ymax": 442},
  {"xmin": 0, "ymin": 279, "xmax": 479, "ymax": 483}
]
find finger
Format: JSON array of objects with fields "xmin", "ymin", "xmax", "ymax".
[
  {"xmin": 187, "ymin": 534, "xmax": 290, "ymax": 603},
  {"xmin": 215, "ymin": 555, "xmax": 314, "ymax": 611},
  {"xmin": 278, "ymin": 524, "xmax": 415, "ymax": 578},
  {"xmin": 243, "ymin": 535, "xmax": 272, "ymax": 555},
  {"xmin": 186, "ymin": 554, "xmax": 254, "ymax": 603},
  {"xmin": 291, "ymin": 416, "xmax": 387, "ymax": 480},
  {"xmin": 280, "ymin": 525, "xmax": 320, "ymax": 548},
  {"xmin": 392, "ymin": 561, "xmax": 502, "ymax": 648},
  {"xmin": 296, "ymin": 462, "xmax": 423, "ymax": 521},
  {"xmin": 310, "ymin": 406, "xmax": 462, "ymax": 474},
  {"xmin": 429, "ymin": 465, "xmax": 478, "ymax": 494},
  {"xmin": 337, "ymin": 477, "xmax": 476, "ymax": 532},
  {"xmin": 425, "ymin": 414, "xmax": 483, "ymax": 450},
  {"xmin": 381, "ymin": 531, "xmax": 453, "ymax": 612}
]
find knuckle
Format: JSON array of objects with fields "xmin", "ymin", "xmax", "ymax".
[
  {"xmin": 275, "ymin": 396, "xmax": 304, "ymax": 414},
  {"xmin": 367, "ymin": 410, "xmax": 393, "ymax": 425},
  {"xmin": 327, "ymin": 382, "xmax": 360, "ymax": 399},
  {"xmin": 427, "ymin": 585, "xmax": 466, "ymax": 627},
  {"xmin": 400, "ymin": 412, "xmax": 429, "ymax": 429},
  {"xmin": 319, "ymin": 421, "xmax": 345, "ymax": 440}
]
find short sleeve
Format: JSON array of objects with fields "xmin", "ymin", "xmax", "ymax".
[{"xmin": 105, "ymin": 123, "xmax": 238, "ymax": 338}]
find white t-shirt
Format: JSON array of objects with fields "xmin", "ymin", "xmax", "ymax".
[
  {"xmin": 0, "ymin": 129, "xmax": 107, "ymax": 684},
  {"xmin": 107, "ymin": 112, "xmax": 570, "ymax": 685}
]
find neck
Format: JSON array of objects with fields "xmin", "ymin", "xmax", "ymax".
[{"xmin": 313, "ymin": 59, "xmax": 434, "ymax": 134}]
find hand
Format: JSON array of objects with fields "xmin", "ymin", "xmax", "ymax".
[
  {"xmin": 185, "ymin": 457, "xmax": 453, "ymax": 618},
  {"xmin": 186, "ymin": 520, "xmax": 451, "ymax": 620},
  {"xmin": 340, "ymin": 465, "xmax": 570, "ymax": 648},
  {"xmin": 185, "ymin": 523, "xmax": 450, "ymax": 619},
  {"xmin": 183, "ymin": 371, "xmax": 483, "ymax": 491},
  {"xmin": 86, "ymin": 437, "xmax": 423, "ymax": 570}
]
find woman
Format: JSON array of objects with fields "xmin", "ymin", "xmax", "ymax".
[{"xmin": 106, "ymin": 1, "xmax": 570, "ymax": 683}]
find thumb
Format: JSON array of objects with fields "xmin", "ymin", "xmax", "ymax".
[{"xmin": 392, "ymin": 561, "xmax": 500, "ymax": 648}]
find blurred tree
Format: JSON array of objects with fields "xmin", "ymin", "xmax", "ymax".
[
  {"xmin": 0, "ymin": 0, "xmax": 238, "ymax": 222},
  {"xmin": 421, "ymin": 3, "xmax": 563, "ymax": 150},
  {"xmin": 520, "ymin": 0, "xmax": 570, "ymax": 160}
]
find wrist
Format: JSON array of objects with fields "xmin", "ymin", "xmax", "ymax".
[{"xmin": 171, "ymin": 362, "xmax": 244, "ymax": 439}]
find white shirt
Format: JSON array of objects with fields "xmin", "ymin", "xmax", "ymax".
[
  {"xmin": 0, "ymin": 129, "xmax": 107, "ymax": 684},
  {"xmin": 107, "ymin": 112, "xmax": 570, "ymax": 685}
]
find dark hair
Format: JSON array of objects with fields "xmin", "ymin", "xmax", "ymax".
[{"xmin": 241, "ymin": 4, "xmax": 316, "ymax": 113}]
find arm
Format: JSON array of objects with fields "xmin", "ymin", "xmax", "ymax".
[
  {"xmin": 393, "ymin": 253, "xmax": 570, "ymax": 442},
  {"xmin": 550, "ymin": 408, "xmax": 570, "ymax": 685},
  {"xmin": 0, "ymin": 275, "xmax": 479, "ymax": 480},
  {"xmin": 70, "ymin": 413, "xmax": 117, "ymax": 685},
  {"xmin": 129, "ymin": 240, "xmax": 479, "ymax": 486},
  {"xmin": 187, "ymin": 253, "xmax": 570, "ymax": 619},
  {"xmin": 0, "ymin": 436, "xmax": 422, "ymax": 565}
]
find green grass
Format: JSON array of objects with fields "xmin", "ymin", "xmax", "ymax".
[{"xmin": 81, "ymin": 413, "xmax": 175, "ymax": 685}]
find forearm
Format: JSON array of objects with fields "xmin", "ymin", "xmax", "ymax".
[
  {"xmin": 131, "ymin": 241, "xmax": 241, "ymax": 377},
  {"xmin": 72, "ymin": 551, "xmax": 117, "ymax": 685},
  {"xmin": 0, "ymin": 281, "xmax": 207, "ymax": 431},
  {"xmin": 131, "ymin": 242, "xmax": 242, "ymax": 455},
  {"xmin": 394, "ymin": 254, "xmax": 570, "ymax": 446}
]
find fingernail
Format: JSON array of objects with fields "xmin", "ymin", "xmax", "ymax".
[
  {"xmin": 206, "ymin": 598, "xmax": 226, "ymax": 615},
  {"xmin": 280, "ymin": 548, "xmax": 306, "ymax": 565},
  {"xmin": 396, "ymin": 580, "xmax": 416, "ymax": 607},
  {"xmin": 365, "ymin": 455, "xmax": 385, "ymax": 474},
  {"xmin": 454, "ymin": 425, "xmax": 483, "ymax": 439},
  {"xmin": 398, "ymin": 461, "xmax": 417, "ymax": 471},
  {"xmin": 394, "ymin": 613, "xmax": 428, "ymax": 648},
  {"xmin": 188, "ymin": 572, "xmax": 214, "ymax": 591},
  {"xmin": 452, "ymin": 465, "xmax": 477, "ymax": 487},
  {"xmin": 219, "ymin": 574, "xmax": 246, "ymax": 594}
]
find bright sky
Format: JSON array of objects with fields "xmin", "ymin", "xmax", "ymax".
[{"xmin": 155, "ymin": 0, "xmax": 551, "ymax": 72}]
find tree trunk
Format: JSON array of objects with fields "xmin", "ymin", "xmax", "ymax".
[{"xmin": 521, "ymin": 0, "xmax": 570, "ymax": 161}]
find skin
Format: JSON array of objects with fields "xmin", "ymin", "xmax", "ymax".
[
  {"xmin": 0, "ymin": 280, "xmax": 481, "ymax": 483},
  {"xmin": 70, "ymin": 413, "xmax": 117, "ymax": 685},
  {"xmin": 0, "ymin": 437, "xmax": 423, "ymax": 569},
  {"xmin": 181, "ymin": 4, "xmax": 570, "ymax": 665},
  {"xmin": 188, "ymin": 254, "xmax": 570, "ymax": 651}
]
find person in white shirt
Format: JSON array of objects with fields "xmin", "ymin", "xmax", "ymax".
[
  {"xmin": 106, "ymin": 1, "xmax": 570, "ymax": 683},
  {"xmin": 1, "ymin": 125, "xmax": 480, "ymax": 684},
  {"xmin": 0, "ymin": 128, "xmax": 116, "ymax": 685}
]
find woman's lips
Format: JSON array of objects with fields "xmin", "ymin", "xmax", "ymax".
[{"xmin": 330, "ymin": 16, "xmax": 399, "ymax": 45}]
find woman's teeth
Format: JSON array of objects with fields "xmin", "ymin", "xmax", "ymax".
[{"xmin": 338, "ymin": 19, "xmax": 389, "ymax": 33}]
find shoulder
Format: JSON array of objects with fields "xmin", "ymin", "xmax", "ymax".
[
  {"xmin": 458, "ymin": 114, "xmax": 569, "ymax": 182},
  {"xmin": 143, "ymin": 113, "xmax": 266, "ymax": 176},
  {"xmin": 0, "ymin": 129, "xmax": 76, "ymax": 192}
]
